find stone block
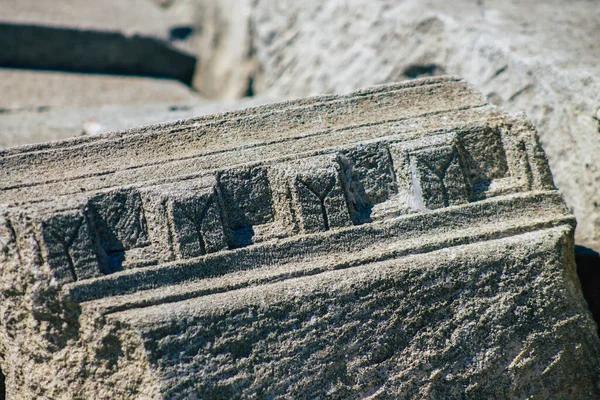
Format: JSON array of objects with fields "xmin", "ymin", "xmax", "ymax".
[
  {"xmin": 218, "ymin": 167, "xmax": 274, "ymax": 227},
  {"xmin": 88, "ymin": 189, "xmax": 150, "ymax": 270},
  {"xmin": 273, "ymin": 156, "xmax": 353, "ymax": 234},
  {"xmin": 0, "ymin": 96, "xmax": 272, "ymax": 149},
  {"xmin": 0, "ymin": 77, "xmax": 597, "ymax": 398},
  {"xmin": 38, "ymin": 209, "xmax": 102, "ymax": 283},
  {"xmin": 168, "ymin": 187, "xmax": 229, "ymax": 259}
]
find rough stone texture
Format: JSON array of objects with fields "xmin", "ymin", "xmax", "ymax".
[
  {"xmin": 0, "ymin": 69, "xmax": 202, "ymax": 110},
  {"xmin": 0, "ymin": 0, "xmax": 196, "ymax": 83},
  {"xmin": 191, "ymin": 0, "xmax": 600, "ymax": 250},
  {"xmin": 0, "ymin": 78, "xmax": 598, "ymax": 398}
]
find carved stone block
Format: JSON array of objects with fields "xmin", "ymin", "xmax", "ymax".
[
  {"xmin": 409, "ymin": 145, "xmax": 469, "ymax": 209},
  {"xmin": 0, "ymin": 78, "xmax": 597, "ymax": 399},
  {"xmin": 217, "ymin": 167, "xmax": 274, "ymax": 247},
  {"xmin": 273, "ymin": 157, "xmax": 353, "ymax": 234}
]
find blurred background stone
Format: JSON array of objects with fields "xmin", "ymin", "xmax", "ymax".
[
  {"xmin": 0, "ymin": 96, "xmax": 273, "ymax": 148},
  {"xmin": 0, "ymin": 69, "xmax": 201, "ymax": 109},
  {"xmin": 0, "ymin": 0, "xmax": 196, "ymax": 83}
]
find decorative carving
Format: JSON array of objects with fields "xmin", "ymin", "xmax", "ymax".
[
  {"xmin": 1, "ymin": 79, "xmax": 588, "ymax": 400},
  {"xmin": 39, "ymin": 210, "xmax": 101, "ymax": 283},
  {"xmin": 409, "ymin": 145, "xmax": 469, "ymax": 209},
  {"xmin": 217, "ymin": 167, "xmax": 274, "ymax": 247},
  {"xmin": 89, "ymin": 189, "xmax": 149, "ymax": 253},
  {"xmin": 273, "ymin": 157, "xmax": 353, "ymax": 234},
  {"xmin": 168, "ymin": 188, "xmax": 229, "ymax": 259}
]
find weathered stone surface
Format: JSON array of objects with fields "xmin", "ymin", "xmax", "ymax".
[
  {"xmin": 0, "ymin": 96, "xmax": 274, "ymax": 149},
  {"xmin": 0, "ymin": 77, "xmax": 598, "ymax": 398},
  {"xmin": 195, "ymin": 0, "xmax": 600, "ymax": 250},
  {"xmin": 0, "ymin": 0, "xmax": 196, "ymax": 83},
  {"xmin": 0, "ymin": 68, "xmax": 201, "ymax": 110}
]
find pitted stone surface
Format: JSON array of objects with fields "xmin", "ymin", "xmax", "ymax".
[{"xmin": 0, "ymin": 77, "xmax": 598, "ymax": 398}]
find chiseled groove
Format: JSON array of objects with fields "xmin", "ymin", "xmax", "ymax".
[
  {"xmin": 66, "ymin": 190, "xmax": 568, "ymax": 303},
  {"xmin": 3, "ymin": 108, "xmax": 495, "ymax": 208},
  {"xmin": 95, "ymin": 216, "xmax": 573, "ymax": 316},
  {"xmin": 0, "ymin": 103, "xmax": 489, "ymax": 194},
  {"xmin": 0, "ymin": 76, "xmax": 464, "ymax": 158}
]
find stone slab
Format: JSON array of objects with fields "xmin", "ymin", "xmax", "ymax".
[
  {"xmin": 0, "ymin": 69, "xmax": 202, "ymax": 110},
  {"xmin": 115, "ymin": 227, "xmax": 595, "ymax": 399},
  {"xmin": 0, "ymin": 77, "xmax": 598, "ymax": 398},
  {"xmin": 0, "ymin": 0, "xmax": 195, "ymax": 83},
  {"xmin": 154, "ymin": 0, "xmax": 256, "ymax": 100},
  {"xmin": 0, "ymin": 0, "xmax": 168, "ymax": 34}
]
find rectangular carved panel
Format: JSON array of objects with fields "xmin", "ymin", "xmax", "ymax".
[
  {"xmin": 217, "ymin": 167, "xmax": 274, "ymax": 247},
  {"xmin": 410, "ymin": 145, "xmax": 470, "ymax": 209},
  {"xmin": 89, "ymin": 189, "xmax": 150, "ymax": 253},
  {"xmin": 274, "ymin": 157, "xmax": 353, "ymax": 234},
  {"xmin": 40, "ymin": 210, "xmax": 101, "ymax": 283},
  {"xmin": 168, "ymin": 188, "xmax": 229, "ymax": 259}
]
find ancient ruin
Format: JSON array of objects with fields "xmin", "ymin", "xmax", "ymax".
[{"xmin": 0, "ymin": 77, "xmax": 599, "ymax": 398}]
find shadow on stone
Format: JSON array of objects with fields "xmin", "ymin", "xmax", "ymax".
[
  {"xmin": 0, "ymin": 365, "xmax": 5, "ymax": 400},
  {"xmin": 402, "ymin": 64, "xmax": 440, "ymax": 79},
  {"xmin": 576, "ymin": 245, "xmax": 600, "ymax": 334},
  {"xmin": 0, "ymin": 23, "xmax": 196, "ymax": 85}
]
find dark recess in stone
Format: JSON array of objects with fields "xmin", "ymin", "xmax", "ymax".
[
  {"xmin": 403, "ymin": 64, "xmax": 439, "ymax": 79},
  {"xmin": 245, "ymin": 75, "xmax": 255, "ymax": 97},
  {"xmin": 576, "ymin": 245, "xmax": 600, "ymax": 335},
  {"xmin": 169, "ymin": 105, "xmax": 192, "ymax": 112},
  {"xmin": 169, "ymin": 26, "xmax": 194, "ymax": 41},
  {"xmin": 0, "ymin": 22, "xmax": 197, "ymax": 85},
  {"xmin": 0, "ymin": 365, "xmax": 5, "ymax": 400}
]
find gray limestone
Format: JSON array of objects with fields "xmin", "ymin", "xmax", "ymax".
[{"xmin": 0, "ymin": 77, "xmax": 598, "ymax": 398}]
